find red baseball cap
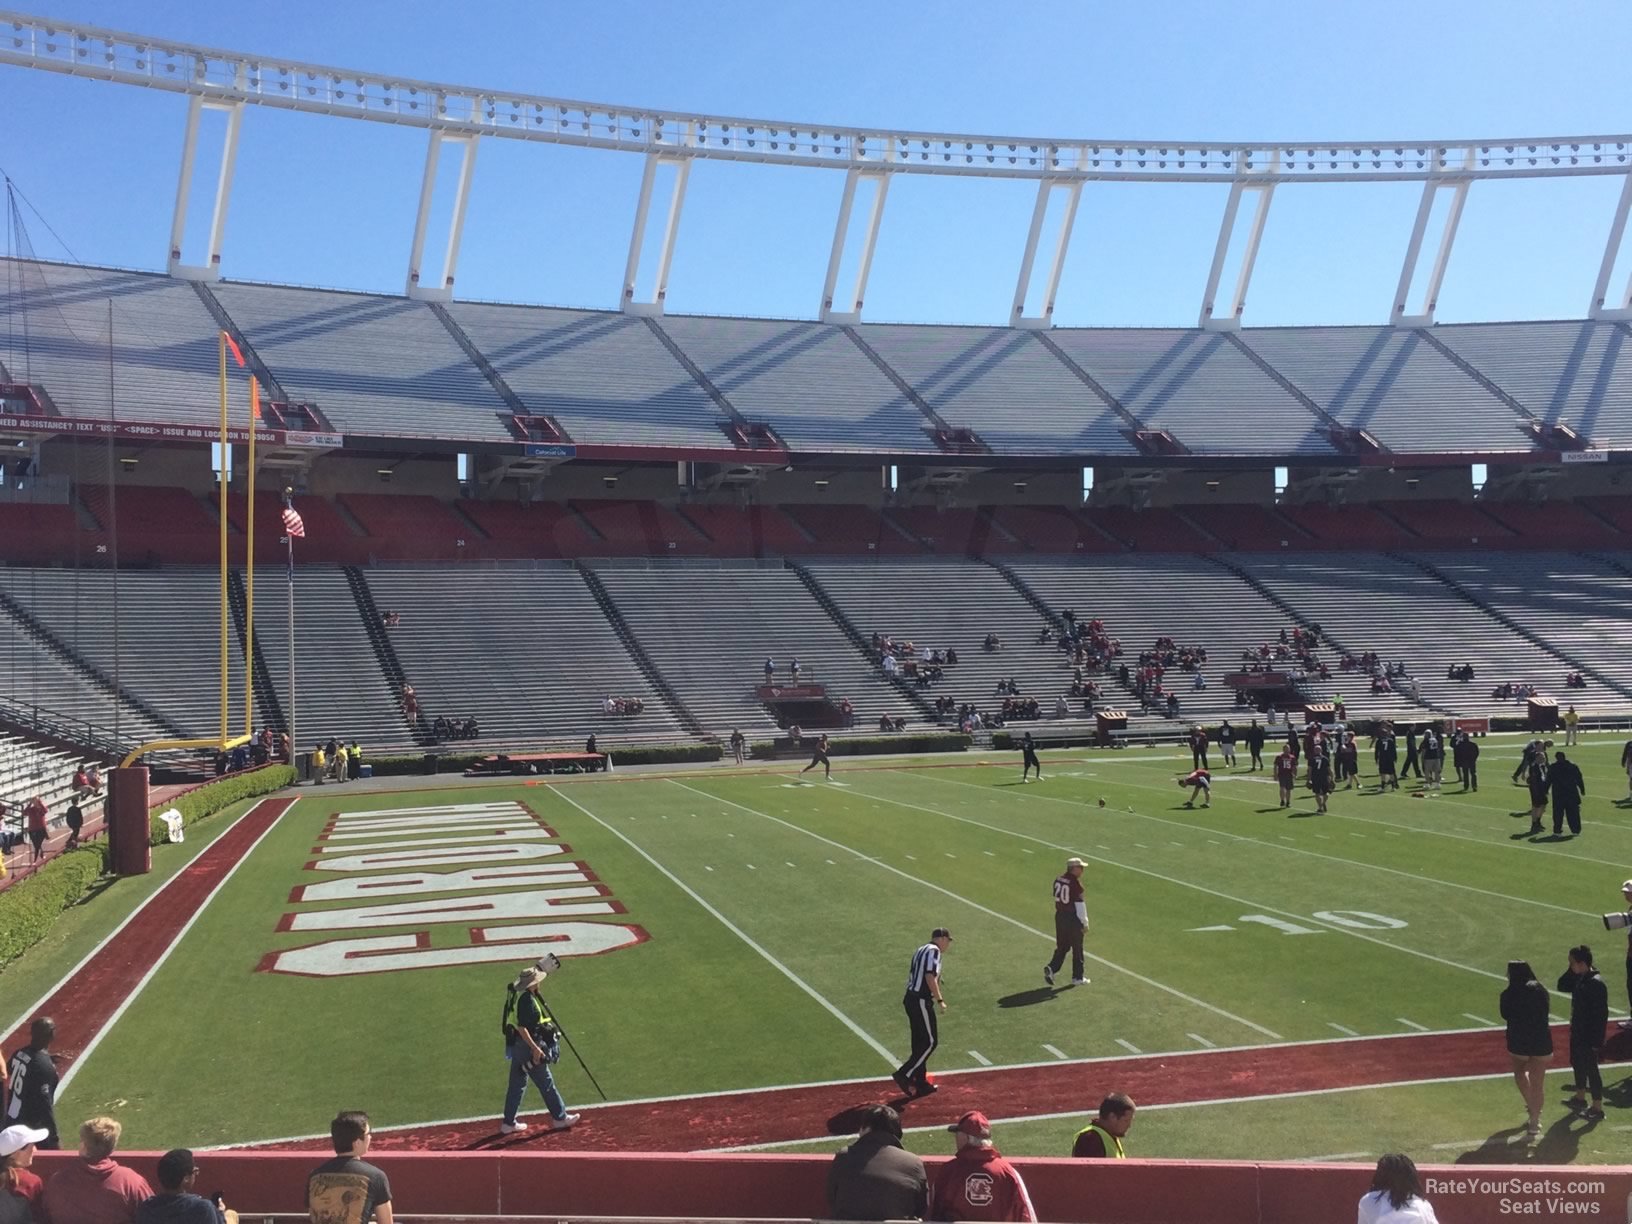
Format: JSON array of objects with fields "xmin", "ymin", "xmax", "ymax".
[{"xmin": 947, "ymin": 1111, "xmax": 991, "ymax": 1138}]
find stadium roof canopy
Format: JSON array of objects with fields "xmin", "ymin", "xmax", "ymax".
[{"xmin": 4, "ymin": 10, "xmax": 1632, "ymax": 331}]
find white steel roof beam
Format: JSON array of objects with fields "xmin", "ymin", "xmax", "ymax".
[
  {"xmin": 1590, "ymin": 170, "xmax": 1632, "ymax": 320},
  {"xmin": 1013, "ymin": 178, "xmax": 1083, "ymax": 330},
  {"xmin": 1200, "ymin": 155, "xmax": 1278, "ymax": 331},
  {"xmin": 167, "ymin": 87, "xmax": 244, "ymax": 281},
  {"xmin": 2, "ymin": 13, "xmax": 1629, "ymax": 185},
  {"xmin": 406, "ymin": 132, "xmax": 479, "ymax": 301},
  {"xmin": 1392, "ymin": 148, "xmax": 1473, "ymax": 326}
]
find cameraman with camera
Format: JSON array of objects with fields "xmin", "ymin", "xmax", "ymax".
[{"xmin": 499, "ymin": 956, "xmax": 580, "ymax": 1135}]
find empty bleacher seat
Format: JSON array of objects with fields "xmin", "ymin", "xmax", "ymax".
[
  {"xmin": 0, "ymin": 257, "xmax": 227, "ymax": 425},
  {"xmin": 209, "ymin": 282, "xmax": 513, "ymax": 442},
  {"xmin": 856, "ymin": 324, "xmax": 1138, "ymax": 456},
  {"xmin": 1047, "ymin": 328, "xmax": 1334, "ymax": 457},
  {"xmin": 445, "ymin": 302, "xmax": 729, "ymax": 448},
  {"xmin": 658, "ymin": 316, "xmax": 938, "ymax": 453},
  {"xmin": 361, "ymin": 564, "xmax": 684, "ymax": 745}
]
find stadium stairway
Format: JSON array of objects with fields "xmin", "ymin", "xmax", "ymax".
[
  {"xmin": 247, "ymin": 567, "xmax": 429, "ymax": 752},
  {"xmin": 575, "ymin": 563, "xmax": 708, "ymax": 736},
  {"xmin": 1390, "ymin": 553, "xmax": 1632, "ymax": 702},
  {"xmin": 787, "ymin": 562, "xmax": 939, "ymax": 722},
  {"xmin": 799, "ymin": 558, "xmax": 1085, "ymax": 725},
  {"xmin": 1205, "ymin": 555, "xmax": 1452, "ymax": 717},
  {"xmin": 1412, "ymin": 552, "xmax": 1632, "ymax": 705},
  {"xmin": 590, "ymin": 560, "xmax": 923, "ymax": 736},
  {"xmin": 226, "ymin": 570, "xmax": 287, "ymax": 735},
  {"xmin": 360, "ymin": 564, "xmax": 689, "ymax": 747},
  {"xmin": 341, "ymin": 566, "xmax": 433, "ymax": 745},
  {"xmin": 0, "ymin": 576, "xmax": 180, "ymax": 741}
]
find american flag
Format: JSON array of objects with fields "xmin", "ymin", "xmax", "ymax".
[{"xmin": 281, "ymin": 504, "xmax": 306, "ymax": 539}]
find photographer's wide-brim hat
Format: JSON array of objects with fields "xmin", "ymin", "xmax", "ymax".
[{"xmin": 514, "ymin": 967, "xmax": 547, "ymax": 990}]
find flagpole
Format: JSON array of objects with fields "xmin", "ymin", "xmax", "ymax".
[{"xmin": 285, "ymin": 488, "xmax": 297, "ymax": 761}]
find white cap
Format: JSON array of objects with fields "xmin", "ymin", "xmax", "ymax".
[
  {"xmin": 0, "ymin": 1125, "xmax": 49, "ymax": 1157},
  {"xmin": 1621, "ymin": 879, "xmax": 1632, "ymax": 894}
]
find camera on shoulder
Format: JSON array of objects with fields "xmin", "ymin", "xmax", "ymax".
[{"xmin": 1602, "ymin": 911, "xmax": 1632, "ymax": 931}]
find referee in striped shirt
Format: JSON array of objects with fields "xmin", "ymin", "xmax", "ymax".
[{"xmin": 892, "ymin": 927, "xmax": 951, "ymax": 1098}]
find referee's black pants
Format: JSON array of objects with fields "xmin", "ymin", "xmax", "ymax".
[
  {"xmin": 894, "ymin": 992, "xmax": 938, "ymax": 1089},
  {"xmin": 1048, "ymin": 911, "xmax": 1085, "ymax": 982}
]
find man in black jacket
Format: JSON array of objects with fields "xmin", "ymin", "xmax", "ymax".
[
  {"xmin": 1245, "ymin": 719, "xmax": 1266, "ymax": 771},
  {"xmin": 1400, "ymin": 728, "xmax": 1420, "ymax": 780},
  {"xmin": 1550, "ymin": 751, "xmax": 1586, "ymax": 836},
  {"xmin": 1558, "ymin": 946, "xmax": 1608, "ymax": 1120},
  {"xmin": 827, "ymin": 1105, "xmax": 928, "ymax": 1220}
]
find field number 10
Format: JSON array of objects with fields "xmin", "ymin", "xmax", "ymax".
[{"xmin": 1239, "ymin": 911, "xmax": 1406, "ymax": 935}]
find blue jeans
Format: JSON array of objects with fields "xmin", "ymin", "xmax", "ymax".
[{"xmin": 504, "ymin": 1046, "xmax": 567, "ymax": 1124}]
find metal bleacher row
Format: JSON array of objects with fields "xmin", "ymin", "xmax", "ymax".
[
  {"xmin": 10, "ymin": 257, "xmax": 1632, "ymax": 454},
  {"xmin": 2, "ymin": 552, "xmax": 1630, "ymax": 759}
]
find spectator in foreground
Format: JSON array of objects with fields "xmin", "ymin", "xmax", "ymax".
[
  {"xmin": 1071, "ymin": 1093, "xmax": 1135, "ymax": 1158},
  {"xmin": 41, "ymin": 1116, "xmax": 152, "ymax": 1224},
  {"xmin": 0, "ymin": 1124, "xmax": 47, "ymax": 1220},
  {"xmin": 1499, "ymin": 960, "xmax": 1551, "ymax": 1142},
  {"xmin": 827, "ymin": 1104, "xmax": 927, "ymax": 1221},
  {"xmin": 1357, "ymin": 1153, "xmax": 1438, "ymax": 1223},
  {"xmin": 929, "ymin": 1111, "xmax": 1034, "ymax": 1222},
  {"xmin": 1558, "ymin": 945, "xmax": 1608, "ymax": 1121},
  {"xmin": 135, "ymin": 1149, "xmax": 237, "ymax": 1223},
  {"xmin": 307, "ymin": 1111, "xmax": 393, "ymax": 1224},
  {"xmin": 5, "ymin": 1018, "xmax": 59, "ymax": 1149}
]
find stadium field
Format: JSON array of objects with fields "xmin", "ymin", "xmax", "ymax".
[{"xmin": 8, "ymin": 733, "xmax": 1630, "ymax": 1163}]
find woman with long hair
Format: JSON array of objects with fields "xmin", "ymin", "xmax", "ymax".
[
  {"xmin": 1499, "ymin": 960, "xmax": 1553, "ymax": 1140},
  {"xmin": 1358, "ymin": 1152, "xmax": 1439, "ymax": 1223}
]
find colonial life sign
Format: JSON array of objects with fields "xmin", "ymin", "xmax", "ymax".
[{"xmin": 260, "ymin": 800, "xmax": 647, "ymax": 977}]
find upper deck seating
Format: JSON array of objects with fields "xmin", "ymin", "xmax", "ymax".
[
  {"xmin": 0, "ymin": 257, "xmax": 227, "ymax": 425},
  {"xmin": 210, "ymin": 282, "xmax": 513, "ymax": 441},
  {"xmin": 1238, "ymin": 326, "xmax": 1533, "ymax": 453},
  {"xmin": 1048, "ymin": 328, "xmax": 1333, "ymax": 456},
  {"xmin": 1432, "ymin": 320, "xmax": 1632, "ymax": 447},
  {"xmin": 445, "ymin": 302, "xmax": 729, "ymax": 448},
  {"xmin": 659, "ymin": 316, "xmax": 938, "ymax": 453},
  {"xmin": 856, "ymin": 324, "xmax": 1138, "ymax": 456}
]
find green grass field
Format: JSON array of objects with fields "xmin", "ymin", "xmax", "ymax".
[{"xmin": 20, "ymin": 733, "xmax": 1632, "ymax": 1161}]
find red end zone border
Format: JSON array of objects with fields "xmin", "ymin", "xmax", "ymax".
[{"xmin": 1, "ymin": 798, "xmax": 297, "ymax": 1079}]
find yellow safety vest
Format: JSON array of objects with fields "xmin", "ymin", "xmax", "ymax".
[{"xmin": 1075, "ymin": 1121, "xmax": 1125, "ymax": 1158}]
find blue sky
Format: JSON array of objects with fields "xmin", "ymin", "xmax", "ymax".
[{"xmin": 3, "ymin": 1, "xmax": 1630, "ymax": 326}]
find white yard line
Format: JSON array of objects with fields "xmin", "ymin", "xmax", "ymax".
[
  {"xmin": 224, "ymin": 1021, "xmax": 1533, "ymax": 1152},
  {"xmin": 673, "ymin": 780, "xmax": 1284, "ymax": 1042},
  {"xmin": 1327, "ymin": 1023, "xmax": 1360, "ymax": 1037},
  {"xmin": 882, "ymin": 773, "xmax": 1523, "ymax": 989},
  {"xmin": 58, "ymin": 798, "xmax": 296, "ymax": 1096},
  {"xmin": 1114, "ymin": 1038, "xmax": 1142, "ymax": 1055},
  {"xmin": 1397, "ymin": 1018, "xmax": 1430, "ymax": 1032},
  {"xmin": 1461, "ymin": 1013, "xmax": 1496, "ymax": 1027},
  {"xmin": 1042, "ymin": 1044, "xmax": 1069, "ymax": 1060},
  {"xmin": 548, "ymin": 785, "xmax": 897, "ymax": 1067},
  {"xmin": 2, "ymin": 801, "xmax": 276, "ymax": 1046},
  {"xmin": 951, "ymin": 768, "xmax": 1600, "ymax": 920},
  {"xmin": 967, "ymin": 1050, "xmax": 993, "ymax": 1066},
  {"xmin": 720, "ymin": 1067, "xmax": 1585, "ymax": 1153},
  {"xmin": 1187, "ymin": 1033, "xmax": 1216, "ymax": 1048}
]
